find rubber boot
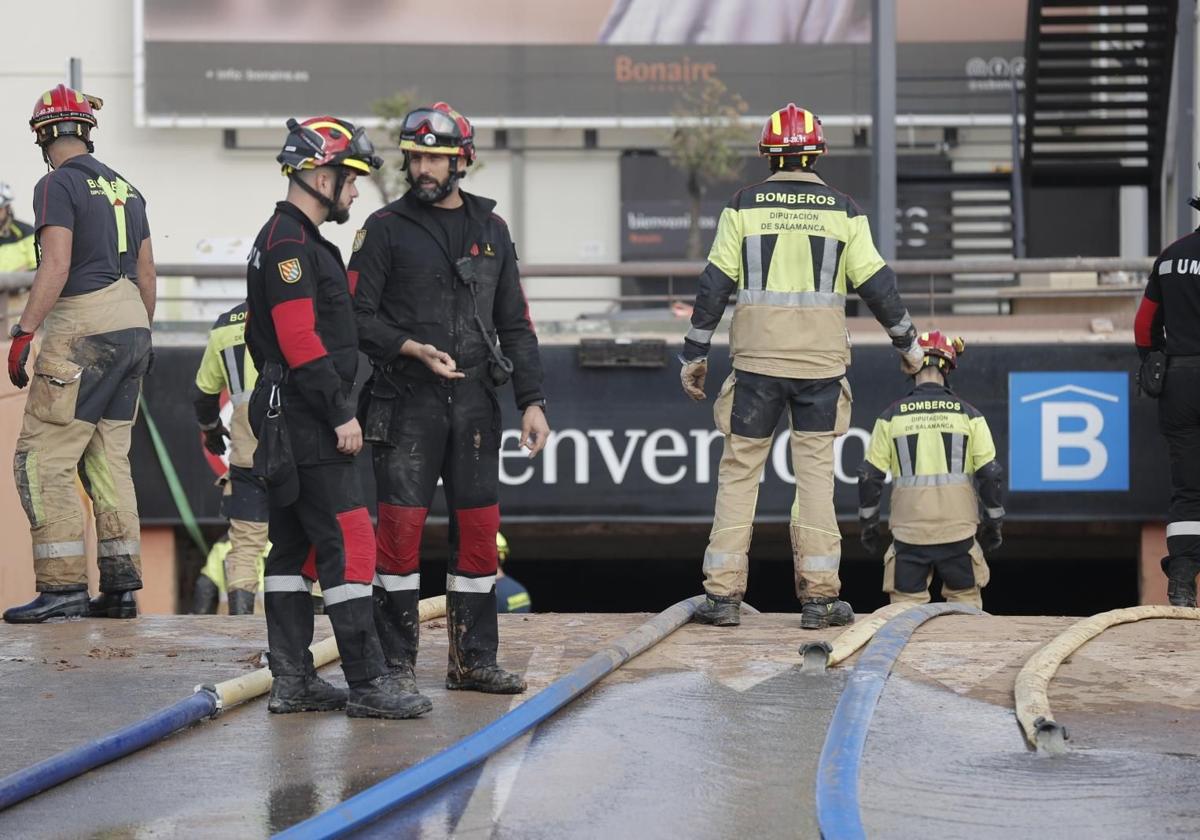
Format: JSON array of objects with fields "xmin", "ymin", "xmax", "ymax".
[
  {"xmin": 192, "ymin": 575, "xmax": 219, "ymax": 615},
  {"xmin": 87, "ymin": 591, "xmax": 138, "ymax": 619},
  {"xmin": 227, "ymin": 589, "xmax": 256, "ymax": 616},
  {"xmin": 3, "ymin": 590, "xmax": 89, "ymax": 624},
  {"xmin": 346, "ymin": 672, "xmax": 433, "ymax": 719},
  {"xmin": 692, "ymin": 595, "xmax": 741, "ymax": 627},
  {"xmin": 446, "ymin": 665, "xmax": 527, "ymax": 694},
  {"xmin": 373, "ymin": 587, "xmax": 419, "ymax": 693},
  {"xmin": 800, "ymin": 596, "xmax": 855, "ymax": 630},
  {"xmin": 1161, "ymin": 555, "xmax": 1199, "ymax": 608}
]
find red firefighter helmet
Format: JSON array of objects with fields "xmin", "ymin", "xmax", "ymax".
[
  {"xmin": 398, "ymin": 102, "xmax": 476, "ymax": 165},
  {"xmin": 30, "ymin": 84, "xmax": 102, "ymax": 150},
  {"xmin": 759, "ymin": 103, "xmax": 826, "ymax": 162},
  {"xmin": 277, "ymin": 116, "xmax": 383, "ymax": 175},
  {"xmin": 918, "ymin": 331, "xmax": 966, "ymax": 372}
]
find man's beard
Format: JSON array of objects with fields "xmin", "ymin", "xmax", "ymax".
[
  {"xmin": 328, "ymin": 203, "xmax": 351, "ymax": 224},
  {"xmin": 410, "ymin": 172, "xmax": 452, "ymax": 203}
]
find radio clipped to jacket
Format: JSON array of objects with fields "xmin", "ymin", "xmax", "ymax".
[{"xmin": 455, "ymin": 256, "xmax": 514, "ymax": 387}]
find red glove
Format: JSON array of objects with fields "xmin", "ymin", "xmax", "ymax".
[{"xmin": 8, "ymin": 328, "xmax": 34, "ymax": 389}]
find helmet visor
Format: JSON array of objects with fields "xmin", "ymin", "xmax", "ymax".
[
  {"xmin": 401, "ymin": 108, "xmax": 459, "ymax": 139},
  {"xmin": 346, "ymin": 126, "xmax": 383, "ymax": 169}
]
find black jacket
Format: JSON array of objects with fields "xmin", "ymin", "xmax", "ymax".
[
  {"xmin": 245, "ymin": 201, "xmax": 358, "ymax": 433},
  {"xmin": 1136, "ymin": 228, "xmax": 1200, "ymax": 358},
  {"xmin": 349, "ymin": 190, "xmax": 545, "ymax": 409}
]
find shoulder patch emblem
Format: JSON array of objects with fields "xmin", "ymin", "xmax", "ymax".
[
  {"xmin": 278, "ymin": 258, "xmax": 303, "ymax": 284},
  {"xmin": 353, "ymin": 228, "xmax": 367, "ymax": 252}
]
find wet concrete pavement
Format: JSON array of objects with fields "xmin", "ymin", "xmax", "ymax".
[{"xmin": 0, "ymin": 613, "xmax": 1197, "ymax": 838}]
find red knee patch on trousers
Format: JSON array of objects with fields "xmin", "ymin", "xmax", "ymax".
[
  {"xmin": 301, "ymin": 547, "xmax": 317, "ymax": 581},
  {"xmin": 377, "ymin": 503, "xmax": 426, "ymax": 575},
  {"xmin": 337, "ymin": 507, "xmax": 376, "ymax": 584},
  {"xmin": 455, "ymin": 504, "xmax": 500, "ymax": 575}
]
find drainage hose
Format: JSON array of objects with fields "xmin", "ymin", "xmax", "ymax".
[
  {"xmin": 816, "ymin": 603, "xmax": 983, "ymax": 840},
  {"xmin": 1014, "ymin": 604, "xmax": 1200, "ymax": 754},
  {"xmin": 275, "ymin": 594, "xmax": 706, "ymax": 839},
  {"xmin": 0, "ymin": 596, "xmax": 447, "ymax": 812},
  {"xmin": 799, "ymin": 603, "xmax": 912, "ymax": 673}
]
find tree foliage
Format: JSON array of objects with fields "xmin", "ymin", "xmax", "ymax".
[{"xmin": 367, "ymin": 89, "xmax": 417, "ymax": 204}]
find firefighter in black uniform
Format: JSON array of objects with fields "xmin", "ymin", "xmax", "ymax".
[
  {"xmin": 350, "ymin": 102, "xmax": 548, "ymax": 696},
  {"xmin": 246, "ymin": 116, "xmax": 430, "ymax": 719},
  {"xmin": 1135, "ymin": 180, "xmax": 1200, "ymax": 607}
]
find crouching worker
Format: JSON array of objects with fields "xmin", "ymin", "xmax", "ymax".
[{"xmin": 856, "ymin": 332, "xmax": 1004, "ymax": 608}]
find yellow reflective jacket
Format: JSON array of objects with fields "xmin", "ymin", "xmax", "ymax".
[
  {"xmin": 195, "ymin": 301, "xmax": 259, "ymax": 468},
  {"xmin": 0, "ymin": 218, "xmax": 37, "ymax": 273}
]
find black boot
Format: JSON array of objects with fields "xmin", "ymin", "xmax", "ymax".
[
  {"xmin": 373, "ymin": 587, "xmax": 420, "ymax": 691},
  {"xmin": 346, "ymin": 672, "xmax": 433, "ymax": 719},
  {"xmin": 800, "ymin": 596, "xmax": 855, "ymax": 630},
  {"xmin": 1162, "ymin": 555, "xmax": 1199, "ymax": 607},
  {"xmin": 3, "ymin": 590, "xmax": 89, "ymax": 624},
  {"xmin": 692, "ymin": 595, "xmax": 741, "ymax": 627},
  {"xmin": 227, "ymin": 589, "xmax": 256, "ymax": 616},
  {"xmin": 192, "ymin": 575, "xmax": 219, "ymax": 614},
  {"xmin": 447, "ymin": 665, "xmax": 527, "ymax": 694},
  {"xmin": 88, "ymin": 591, "xmax": 138, "ymax": 619},
  {"xmin": 268, "ymin": 671, "xmax": 348, "ymax": 714}
]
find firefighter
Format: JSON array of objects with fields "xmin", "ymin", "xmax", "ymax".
[
  {"xmin": 495, "ymin": 532, "xmax": 532, "ymax": 614},
  {"xmin": 245, "ymin": 116, "xmax": 430, "ymax": 719},
  {"xmin": 856, "ymin": 332, "xmax": 1004, "ymax": 608},
  {"xmin": 350, "ymin": 102, "xmax": 547, "ymax": 696},
  {"xmin": 0, "ymin": 183, "xmax": 37, "ymax": 272},
  {"xmin": 1135, "ymin": 179, "xmax": 1200, "ymax": 606},
  {"xmin": 194, "ymin": 300, "xmax": 267, "ymax": 615},
  {"xmin": 680, "ymin": 103, "xmax": 924, "ymax": 630},
  {"xmin": 4, "ymin": 85, "xmax": 154, "ymax": 624},
  {"xmin": 192, "ymin": 532, "xmax": 268, "ymax": 615}
]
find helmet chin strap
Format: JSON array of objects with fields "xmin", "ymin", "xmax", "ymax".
[{"xmin": 289, "ymin": 167, "xmax": 350, "ymax": 223}]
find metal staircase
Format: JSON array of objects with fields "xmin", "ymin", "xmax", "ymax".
[{"xmin": 1023, "ymin": 0, "xmax": 1179, "ymax": 247}]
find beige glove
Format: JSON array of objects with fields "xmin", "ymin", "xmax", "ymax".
[
  {"xmin": 680, "ymin": 358, "xmax": 708, "ymax": 401},
  {"xmin": 898, "ymin": 340, "xmax": 925, "ymax": 375}
]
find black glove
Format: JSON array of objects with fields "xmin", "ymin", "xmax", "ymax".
[
  {"xmin": 979, "ymin": 520, "xmax": 1003, "ymax": 553},
  {"xmin": 202, "ymin": 421, "xmax": 229, "ymax": 456},
  {"xmin": 860, "ymin": 517, "xmax": 883, "ymax": 556}
]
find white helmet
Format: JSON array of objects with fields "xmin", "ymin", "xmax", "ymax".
[{"xmin": 0, "ymin": 183, "xmax": 12, "ymax": 209}]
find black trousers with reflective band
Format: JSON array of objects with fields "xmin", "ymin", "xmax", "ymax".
[{"xmin": 1159, "ymin": 367, "xmax": 1200, "ymax": 566}]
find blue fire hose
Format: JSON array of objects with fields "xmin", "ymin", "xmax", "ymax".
[
  {"xmin": 815, "ymin": 603, "xmax": 984, "ymax": 840},
  {"xmin": 0, "ymin": 689, "xmax": 218, "ymax": 811},
  {"xmin": 275, "ymin": 594, "xmax": 705, "ymax": 839}
]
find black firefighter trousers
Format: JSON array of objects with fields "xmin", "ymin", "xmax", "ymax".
[
  {"xmin": 368, "ymin": 373, "xmax": 502, "ymax": 677},
  {"xmin": 1159, "ymin": 364, "xmax": 1200, "ymax": 581}
]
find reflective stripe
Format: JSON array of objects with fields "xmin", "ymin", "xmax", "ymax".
[
  {"xmin": 737, "ymin": 289, "xmax": 843, "ymax": 307},
  {"xmin": 1160, "ymin": 260, "xmax": 1173, "ymax": 275},
  {"xmin": 686, "ymin": 327, "xmax": 715, "ymax": 345},
  {"xmin": 801, "ymin": 554, "xmax": 841, "ymax": 572},
  {"xmin": 91, "ymin": 175, "xmax": 130, "ymax": 257},
  {"xmin": 32, "ymin": 541, "xmax": 86, "ymax": 560},
  {"xmin": 950, "ymin": 434, "xmax": 965, "ymax": 474},
  {"xmin": 818, "ymin": 237, "xmax": 839, "ymax": 293},
  {"xmin": 223, "ymin": 346, "xmax": 243, "ymax": 396},
  {"xmin": 896, "ymin": 436, "xmax": 913, "ymax": 477},
  {"xmin": 859, "ymin": 506, "xmax": 879, "ymax": 520},
  {"xmin": 745, "ymin": 234, "xmax": 764, "ymax": 291},
  {"xmin": 447, "ymin": 573, "xmax": 496, "ymax": 594},
  {"xmin": 702, "ymin": 550, "xmax": 746, "ymax": 573},
  {"xmin": 1166, "ymin": 521, "xmax": 1200, "ymax": 538},
  {"xmin": 264, "ymin": 575, "xmax": 311, "ymax": 593},
  {"xmin": 322, "ymin": 582, "xmax": 373, "ymax": 605},
  {"xmin": 888, "ymin": 315, "xmax": 914, "ymax": 338},
  {"xmin": 985, "ymin": 506, "xmax": 1006, "ymax": 520},
  {"xmin": 98, "ymin": 538, "xmax": 140, "ymax": 558},
  {"xmin": 893, "ymin": 473, "xmax": 972, "ymax": 489},
  {"xmin": 374, "ymin": 573, "xmax": 420, "ymax": 592}
]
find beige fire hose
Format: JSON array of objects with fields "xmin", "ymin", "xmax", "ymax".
[
  {"xmin": 799, "ymin": 602, "xmax": 913, "ymax": 672},
  {"xmin": 207, "ymin": 595, "xmax": 447, "ymax": 709},
  {"xmin": 1014, "ymin": 605, "xmax": 1200, "ymax": 754}
]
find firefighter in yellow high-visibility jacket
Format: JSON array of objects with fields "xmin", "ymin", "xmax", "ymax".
[{"xmin": 856, "ymin": 332, "xmax": 1005, "ymax": 608}]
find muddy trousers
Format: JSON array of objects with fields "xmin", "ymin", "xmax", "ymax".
[
  {"xmin": 1159, "ymin": 366, "xmax": 1200, "ymax": 582},
  {"xmin": 370, "ymin": 376, "xmax": 501, "ymax": 675},
  {"xmin": 14, "ymin": 280, "xmax": 150, "ymax": 593},
  {"xmin": 221, "ymin": 466, "xmax": 269, "ymax": 592},
  {"xmin": 883, "ymin": 537, "xmax": 989, "ymax": 610},
  {"xmin": 264, "ymin": 462, "xmax": 385, "ymax": 686},
  {"xmin": 704, "ymin": 370, "xmax": 851, "ymax": 602}
]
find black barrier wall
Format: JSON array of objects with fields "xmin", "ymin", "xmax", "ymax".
[{"xmin": 132, "ymin": 343, "xmax": 1164, "ymax": 525}]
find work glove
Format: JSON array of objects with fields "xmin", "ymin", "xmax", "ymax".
[
  {"xmin": 8, "ymin": 327, "xmax": 34, "ymax": 389},
  {"xmin": 897, "ymin": 338, "xmax": 925, "ymax": 376},
  {"xmin": 201, "ymin": 421, "xmax": 230, "ymax": 456},
  {"xmin": 860, "ymin": 516, "xmax": 883, "ymax": 557},
  {"xmin": 680, "ymin": 357, "xmax": 708, "ymax": 401},
  {"xmin": 978, "ymin": 520, "xmax": 1003, "ymax": 554}
]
